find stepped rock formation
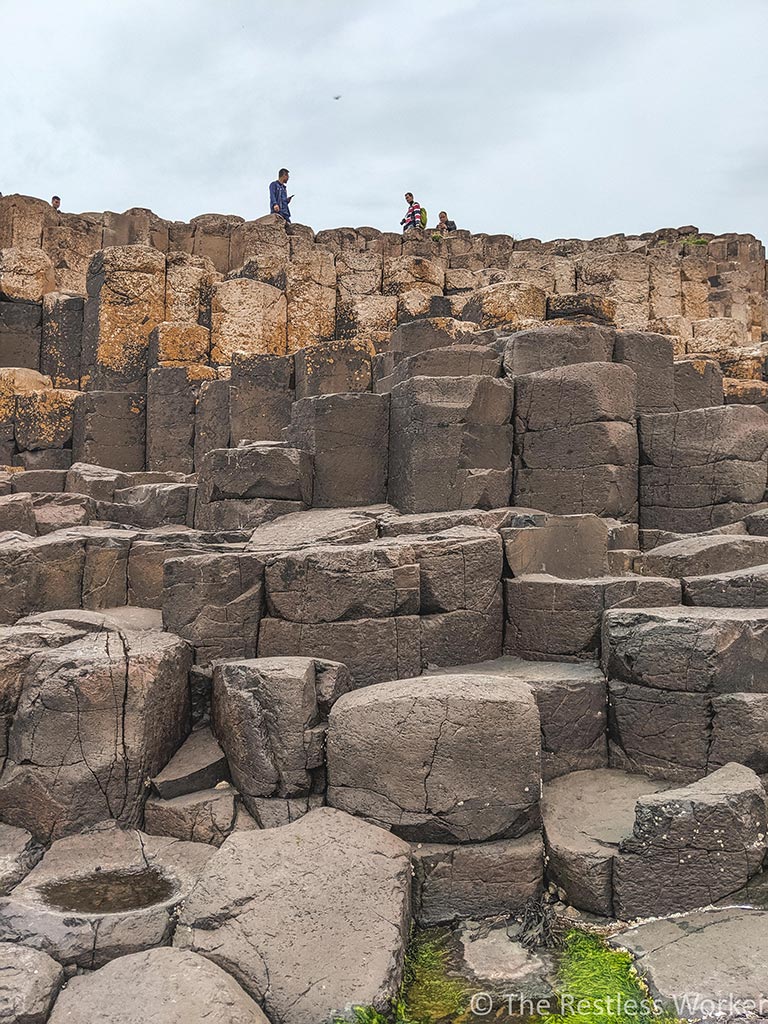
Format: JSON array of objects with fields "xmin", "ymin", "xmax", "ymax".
[{"xmin": 0, "ymin": 193, "xmax": 768, "ymax": 1021}]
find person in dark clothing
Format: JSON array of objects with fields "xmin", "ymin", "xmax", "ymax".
[
  {"xmin": 269, "ymin": 169, "xmax": 292, "ymax": 222},
  {"xmin": 437, "ymin": 210, "xmax": 456, "ymax": 232},
  {"xmin": 400, "ymin": 192, "xmax": 421, "ymax": 231},
  {"xmin": 51, "ymin": 195, "xmax": 61, "ymax": 211}
]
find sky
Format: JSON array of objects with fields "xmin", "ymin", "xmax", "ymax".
[{"xmin": 2, "ymin": 0, "xmax": 767, "ymax": 243}]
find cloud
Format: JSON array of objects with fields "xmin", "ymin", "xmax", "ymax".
[{"xmin": 1, "ymin": 0, "xmax": 767, "ymax": 244}]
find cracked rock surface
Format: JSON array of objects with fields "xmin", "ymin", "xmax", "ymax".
[
  {"xmin": 47, "ymin": 946, "xmax": 270, "ymax": 1024},
  {"xmin": 0, "ymin": 822, "xmax": 213, "ymax": 967},
  {"xmin": 174, "ymin": 806, "xmax": 411, "ymax": 1024},
  {"xmin": 327, "ymin": 673, "xmax": 541, "ymax": 842}
]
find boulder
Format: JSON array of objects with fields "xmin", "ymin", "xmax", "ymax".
[
  {"xmin": 608, "ymin": 680, "xmax": 711, "ymax": 782},
  {"xmin": 0, "ymin": 492, "xmax": 36, "ymax": 535},
  {"xmin": 72, "ymin": 391, "xmax": 146, "ymax": 472},
  {"xmin": 412, "ymin": 833, "xmax": 543, "ymax": 925},
  {"xmin": 198, "ymin": 443, "xmax": 312, "ymax": 504},
  {"xmin": 388, "ymin": 375, "xmax": 514, "ymax": 514},
  {"xmin": 709, "ymin": 693, "xmax": 768, "ymax": 773},
  {"xmin": 194, "ymin": 378, "xmax": 230, "ymax": 467},
  {"xmin": 247, "ymin": 505, "xmax": 380, "ymax": 555},
  {"xmin": 175, "ymin": 808, "xmax": 411, "ymax": 1024},
  {"xmin": 210, "ymin": 278, "xmax": 286, "ymax": 364},
  {"xmin": 635, "ymin": 533, "xmax": 768, "ymax": 578},
  {"xmin": 0, "ymin": 247, "xmax": 55, "ymax": 303},
  {"xmin": 426, "ymin": 656, "xmax": 607, "ymax": 780},
  {"xmin": 501, "ymin": 323, "xmax": 615, "ymax": 376},
  {"xmin": 513, "ymin": 362, "xmax": 638, "ymax": 519},
  {"xmin": 504, "ymin": 574, "xmax": 681, "ymax": 660},
  {"xmin": 40, "ymin": 292, "xmax": 84, "ymax": 389},
  {"xmin": 461, "ymin": 281, "xmax": 546, "ymax": 329},
  {"xmin": 294, "ymin": 337, "xmax": 373, "ymax": 398},
  {"xmin": 47, "ymin": 946, "xmax": 270, "ymax": 1024},
  {"xmin": 285, "ymin": 392, "xmax": 389, "ymax": 507},
  {"xmin": 542, "ymin": 768, "xmax": 668, "ymax": 916},
  {"xmin": 639, "ymin": 405, "xmax": 768, "ymax": 532},
  {"xmin": 144, "ymin": 787, "xmax": 240, "ymax": 847},
  {"xmin": 614, "ymin": 763, "xmax": 767, "ymax": 918},
  {"xmin": 0, "ymin": 822, "xmax": 43, "ymax": 896},
  {"xmin": 0, "ymin": 628, "xmax": 191, "ymax": 840},
  {"xmin": 673, "ymin": 356, "xmax": 723, "ymax": 411},
  {"xmin": 602, "ymin": 606, "xmax": 768, "ymax": 693},
  {"xmin": 150, "ymin": 726, "xmax": 228, "ymax": 799},
  {"xmin": 612, "ymin": 330, "xmax": 675, "ymax": 414},
  {"xmin": 502, "ymin": 513, "xmax": 610, "ymax": 579},
  {"xmin": 263, "ymin": 540, "xmax": 420, "ymax": 622},
  {"xmin": 327, "ymin": 673, "xmax": 541, "ymax": 842},
  {"xmin": 0, "ymin": 533, "xmax": 84, "ymax": 624},
  {"xmin": 162, "ymin": 551, "xmax": 264, "ymax": 665},
  {"xmin": 0, "ymin": 941, "xmax": 63, "ymax": 1024},
  {"xmin": 0, "ymin": 300, "xmax": 42, "ymax": 371},
  {"xmin": 257, "ymin": 614, "xmax": 422, "ymax": 687},
  {"xmin": 683, "ymin": 563, "xmax": 768, "ymax": 607},
  {"xmin": 229, "ymin": 351, "xmax": 293, "ymax": 445},
  {"xmin": 212, "ymin": 657, "xmax": 351, "ymax": 811},
  {"xmin": 0, "ymin": 824, "xmax": 213, "ymax": 967},
  {"xmin": 81, "ymin": 246, "xmax": 166, "ymax": 391}
]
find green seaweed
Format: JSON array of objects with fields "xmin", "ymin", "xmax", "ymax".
[
  {"xmin": 401, "ymin": 929, "xmax": 471, "ymax": 1023},
  {"xmin": 333, "ymin": 928, "xmax": 470, "ymax": 1024},
  {"xmin": 541, "ymin": 930, "xmax": 681, "ymax": 1024}
]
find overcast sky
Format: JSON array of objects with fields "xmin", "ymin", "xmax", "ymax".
[{"xmin": 3, "ymin": 0, "xmax": 767, "ymax": 243}]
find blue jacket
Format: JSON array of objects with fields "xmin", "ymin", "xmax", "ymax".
[{"xmin": 269, "ymin": 179, "xmax": 291, "ymax": 221}]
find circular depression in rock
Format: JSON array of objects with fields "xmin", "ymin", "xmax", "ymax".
[{"xmin": 39, "ymin": 866, "xmax": 177, "ymax": 914}]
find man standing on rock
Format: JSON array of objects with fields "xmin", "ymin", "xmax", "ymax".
[
  {"xmin": 401, "ymin": 192, "xmax": 421, "ymax": 232},
  {"xmin": 269, "ymin": 169, "xmax": 292, "ymax": 223}
]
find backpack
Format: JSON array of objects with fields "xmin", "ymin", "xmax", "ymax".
[{"xmin": 420, "ymin": 206, "xmax": 428, "ymax": 228}]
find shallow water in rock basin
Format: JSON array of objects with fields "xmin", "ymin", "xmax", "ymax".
[{"xmin": 39, "ymin": 867, "xmax": 176, "ymax": 913}]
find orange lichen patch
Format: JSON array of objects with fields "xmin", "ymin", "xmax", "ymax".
[
  {"xmin": 0, "ymin": 369, "xmax": 53, "ymax": 420},
  {"xmin": 150, "ymin": 322, "xmax": 210, "ymax": 364},
  {"xmin": 210, "ymin": 278, "xmax": 287, "ymax": 364},
  {"xmin": 723, "ymin": 377, "xmax": 768, "ymax": 402},
  {"xmin": 15, "ymin": 388, "xmax": 78, "ymax": 449},
  {"xmin": 90, "ymin": 247, "xmax": 166, "ymax": 376},
  {"xmin": 182, "ymin": 364, "xmax": 217, "ymax": 383}
]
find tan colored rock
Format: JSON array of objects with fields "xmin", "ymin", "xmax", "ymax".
[
  {"xmin": 285, "ymin": 251, "xmax": 336, "ymax": 352},
  {"xmin": 576, "ymin": 252, "xmax": 650, "ymax": 328},
  {"xmin": 230, "ymin": 214, "xmax": 290, "ymax": 267},
  {"xmin": 383, "ymin": 255, "xmax": 444, "ymax": 296},
  {"xmin": 723, "ymin": 377, "xmax": 768, "ymax": 407},
  {"xmin": 149, "ymin": 322, "xmax": 210, "ymax": 365},
  {"xmin": 336, "ymin": 294, "xmax": 397, "ymax": 338},
  {"xmin": 336, "ymin": 249, "xmax": 383, "ymax": 301},
  {"xmin": 165, "ymin": 251, "xmax": 219, "ymax": 324},
  {"xmin": 15, "ymin": 389, "xmax": 79, "ymax": 450},
  {"xmin": 508, "ymin": 250, "xmax": 576, "ymax": 294},
  {"xmin": 190, "ymin": 214, "xmax": 243, "ymax": 273},
  {"xmin": 0, "ymin": 195, "xmax": 49, "ymax": 249},
  {"xmin": 41, "ymin": 211, "xmax": 103, "ymax": 293},
  {"xmin": 0, "ymin": 247, "xmax": 55, "ymax": 302},
  {"xmin": 82, "ymin": 246, "xmax": 167, "ymax": 390},
  {"xmin": 0, "ymin": 369, "xmax": 52, "ymax": 421},
  {"xmin": 690, "ymin": 317, "xmax": 750, "ymax": 352},
  {"xmin": 650, "ymin": 314, "xmax": 692, "ymax": 352},
  {"xmin": 461, "ymin": 280, "xmax": 546, "ymax": 330},
  {"xmin": 210, "ymin": 278, "xmax": 287, "ymax": 364}
]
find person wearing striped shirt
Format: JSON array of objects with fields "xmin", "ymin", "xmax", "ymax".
[{"xmin": 400, "ymin": 192, "xmax": 421, "ymax": 231}]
